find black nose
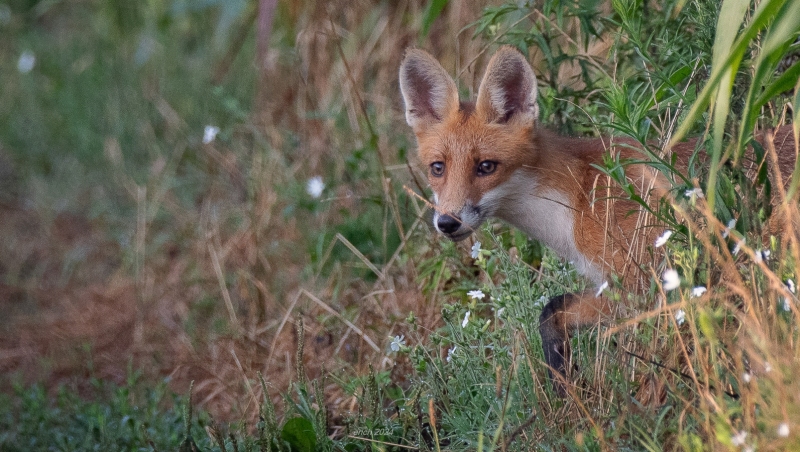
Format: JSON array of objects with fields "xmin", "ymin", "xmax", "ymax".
[{"xmin": 436, "ymin": 214, "xmax": 461, "ymax": 234}]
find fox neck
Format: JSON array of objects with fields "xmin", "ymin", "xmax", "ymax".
[{"xmin": 491, "ymin": 156, "xmax": 608, "ymax": 286}]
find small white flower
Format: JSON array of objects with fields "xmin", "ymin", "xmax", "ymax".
[
  {"xmin": 496, "ymin": 307, "xmax": 505, "ymax": 317},
  {"xmin": 675, "ymin": 309, "xmax": 686, "ymax": 325},
  {"xmin": 202, "ymin": 125, "xmax": 220, "ymax": 144},
  {"xmin": 17, "ymin": 50, "xmax": 35, "ymax": 73},
  {"xmin": 778, "ymin": 422, "xmax": 790, "ymax": 437},
  {"xmin": 467, "ymin": 289, "xmax": 485, "ymax": 300},
  {"xmin": 654, "ymin": 230, "xmax": 673, "ymax": 248},
  {"xmin": 754, "ymin": 249, "xmax": 769, "ymax": 263},
  {"xmin": 691, "ymin": 286, "xmax": 707, "ymax": 298},
  {"xmin": 731, "ymin": 430, "xmax": 748, "ymax": 446},
  {"xmin": 722, "ymin": 219, "xmax": 736, "ymax": 238},
  {"xmin": 389, "ymin": 335, "xmax": 405, "ymax": 352},
  {"xmin": 764, "ymin": 362, "xmax": 772, "ymax": 373},
  {"xmin": 685, "ymin": 187, "xmax": 704, "ymax": 200},
  {"xmin": 787, "ymin": 279, "xmax": 796, "ymax": 294},
  {"xmin": 732, "ymin": 238, "xmax": 745, "ymax": 256},
  {"xmin": 743, "ymin": 372, "xmax": 752, "ymax": 383},
  {"xmin": 306, "ymin": 176, "xmax": 325, "ymax": 198},
  {"xmin": 446, "ymin": 346, "xmax": 457, "ymax": 362},
  {"xmin": 783, "ymin": 297, "xmax": 791, "ymax": 312},
  {"xmin": 471, "ymin": 241, "xmax": 482, "ymax": 259},
  {"xmin": 663, "ymin": 269, "xmax": 680, "ymax": 291},
  {"xmin": 461, "ymin": 311, "xmax": 471, "ymax": 328},
  {"xmin": 595, "ymin": 281, "xmax": 609, "ymax": 298}
]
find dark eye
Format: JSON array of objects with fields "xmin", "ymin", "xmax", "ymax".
[
  {"xmin": 430, "ymin": 162, "xmax": 445, "ymax": 177},
  {"xmin": 477, "ymin": 161, "xmax": 497, "ymax": 176}
]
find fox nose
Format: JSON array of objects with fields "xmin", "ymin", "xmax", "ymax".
[{"xmin": 436, "ymin": 214, "xmax": 462, "ymax": 234}]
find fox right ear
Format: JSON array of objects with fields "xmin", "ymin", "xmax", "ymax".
[
  {"xmin": 399, "ymin": 49, "xmax": 459, "ymax": 133},
  {"xmin": 475, "ymin": 46, "xmax": 539, "ymax": 126}
]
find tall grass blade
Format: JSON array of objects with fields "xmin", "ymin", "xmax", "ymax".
[
  {"xmin": 737, "ymin": 0, "xmax": 800, "ymax": 156},
  {"xmin": 707, "ymin": 0, "xmax": 750, "ymax": 214},
  {"xmin": 670, "ymin": 0, "xmax": 789, "ymax": 147},
  {"xmin": 787, "ymin": 83, "xmax": 800, "ymax": 199}
]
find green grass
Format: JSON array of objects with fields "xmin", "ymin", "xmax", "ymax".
[{"xmin": 0, "ymin": 376, "xmax": 213, "ymax": 451}]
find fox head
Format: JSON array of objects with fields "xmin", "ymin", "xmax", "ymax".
[{"xmin": 399, "ymin": 46, "xmax": 541, "ymax": 242}]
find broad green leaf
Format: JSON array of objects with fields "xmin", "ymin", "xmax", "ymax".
[{"xmin": 281, "ymin": 417, "xmax": 317, "ymax": 452}]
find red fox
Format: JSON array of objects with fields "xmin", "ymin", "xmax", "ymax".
[{"xmin": 399, "ymin": 46, "xmax": 797, "ymax": 395}]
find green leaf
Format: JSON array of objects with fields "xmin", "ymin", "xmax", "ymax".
[
  {"xmin": 281, "ymin": 417, "xmax": 317, "ymax": 452},
  {"xmin": 422, "ymin": 0, "xmax": 449, "ymax": 37}
]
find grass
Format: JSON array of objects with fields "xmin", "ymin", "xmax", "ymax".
[
  {"xmin": 1, "ymin": 0, "xmax": 799, "ymax": 450},
  {"xmin": 0, "ymin": 375, "xmax": 213, "ymax": 451}
]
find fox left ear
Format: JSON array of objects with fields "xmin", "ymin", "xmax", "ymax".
[
  {"xmin": 399, "ymin": 49, "xmax": 460, "ymax": 134},
  {"xmin": 476, "ymin": 46, "xmax": 539, "ymax": 125}
]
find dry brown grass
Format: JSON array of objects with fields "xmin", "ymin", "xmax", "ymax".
[{"xmin": 0, "ymin": 0, "xmax": 509, "ymax": 425}]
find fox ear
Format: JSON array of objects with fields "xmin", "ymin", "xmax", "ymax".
[
  {"xmin": 476, "ymin": 46, "xmax": 539, "ymax": 125},
  {"xmin": 399, "ymin": 49, "xmax": 460, "ymax": 133}
]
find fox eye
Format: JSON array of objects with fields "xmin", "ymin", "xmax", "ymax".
[
  {"xmin": 477, "ymin": 160, "xmax": 497, "ymax": 176},
  {"xmin": 430, "ymin": 162, "xmax": 445, "ymax": 177}
]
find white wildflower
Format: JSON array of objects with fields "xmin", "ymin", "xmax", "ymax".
[
  {"xmin": 306, "ymin": 176, "xmax": 325, "ymax": 198},
  {"xmin": 787, "ymin": 279, "xmax": 796, "ymax": 294},
  {"xmin": 389, "ymin": 335, "xmax": 405, "ymax": 352},
  {"xmin": 202, "ymin": 125, "xmax": 220, "ymax": 144},
  {"xmin": 783, "ymin": 297, "xmax": 791, "ymax": 312},
  {"xmin": 496, "ymin": 307, "xmax": 505, "ymax": 317},
  {"xmin": 471, "ymin": 241, "xmax": 482, "ymax": 259},
  {"xmin": 467, "ymin": 289, "xmax": 485, "ymax": 300},
  {"xmin": 17, "ymin": 50, "xmax": 35, "ymax": 73},
  {"xmin": 732, "ymin": 238, "xmax": 745, "ymax": 256},
  {"xmin": 743, "ymin": 372, "xmax": 752, "ymax": 383},
  {"xmin": 754, "ymin": 249, "xmax": 769, "ymax": 263},
  {"xmin": 685, "ymin": 187, "xmax": 704, "ymax": 200},
  {"xmin": 446, "ymin": 346, "xmax": 457, "ymax": 362},
  {"xmin": 691, "ymin": 286, "xmax": 707, "ymax": 298},
  {"xmin": 764, "ymin": 362, "xmax": 772, "ymax": 373},
  {"xmin": 675, "ymin": 309, "xmax": 686, "ymax": 325},
  {"xmin": 731, "ymin": 430, "xmax": 748, "ymax": 446},
  {"xmin": 663, "ymin": 269, "xmax": 680, "ymax": 291},
  {"xmin": 655, "ymin": 230, "xmax": 673, "ymax": 248},
  {"xmin": 778, "ymin": 422, "xmax": 790, "ymax": 437},
  {"xmin": 461, "ymin": 311, "xmax": 471, "ymax": 328},
  {"xmin": 722, "ymin": 219, "xmax": 736, "ymax": 238},
  {"xmin": 595, "ymin": 281, "xmax": 609, "ymax": 297}
]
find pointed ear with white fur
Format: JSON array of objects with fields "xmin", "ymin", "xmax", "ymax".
[
  {"xmin": 399, "ymin": 49, "xmax": 460, "ymax": 133},
  {"xmin": 476, "ymin": 46, "xmax": 539, "ymax": 125}
]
